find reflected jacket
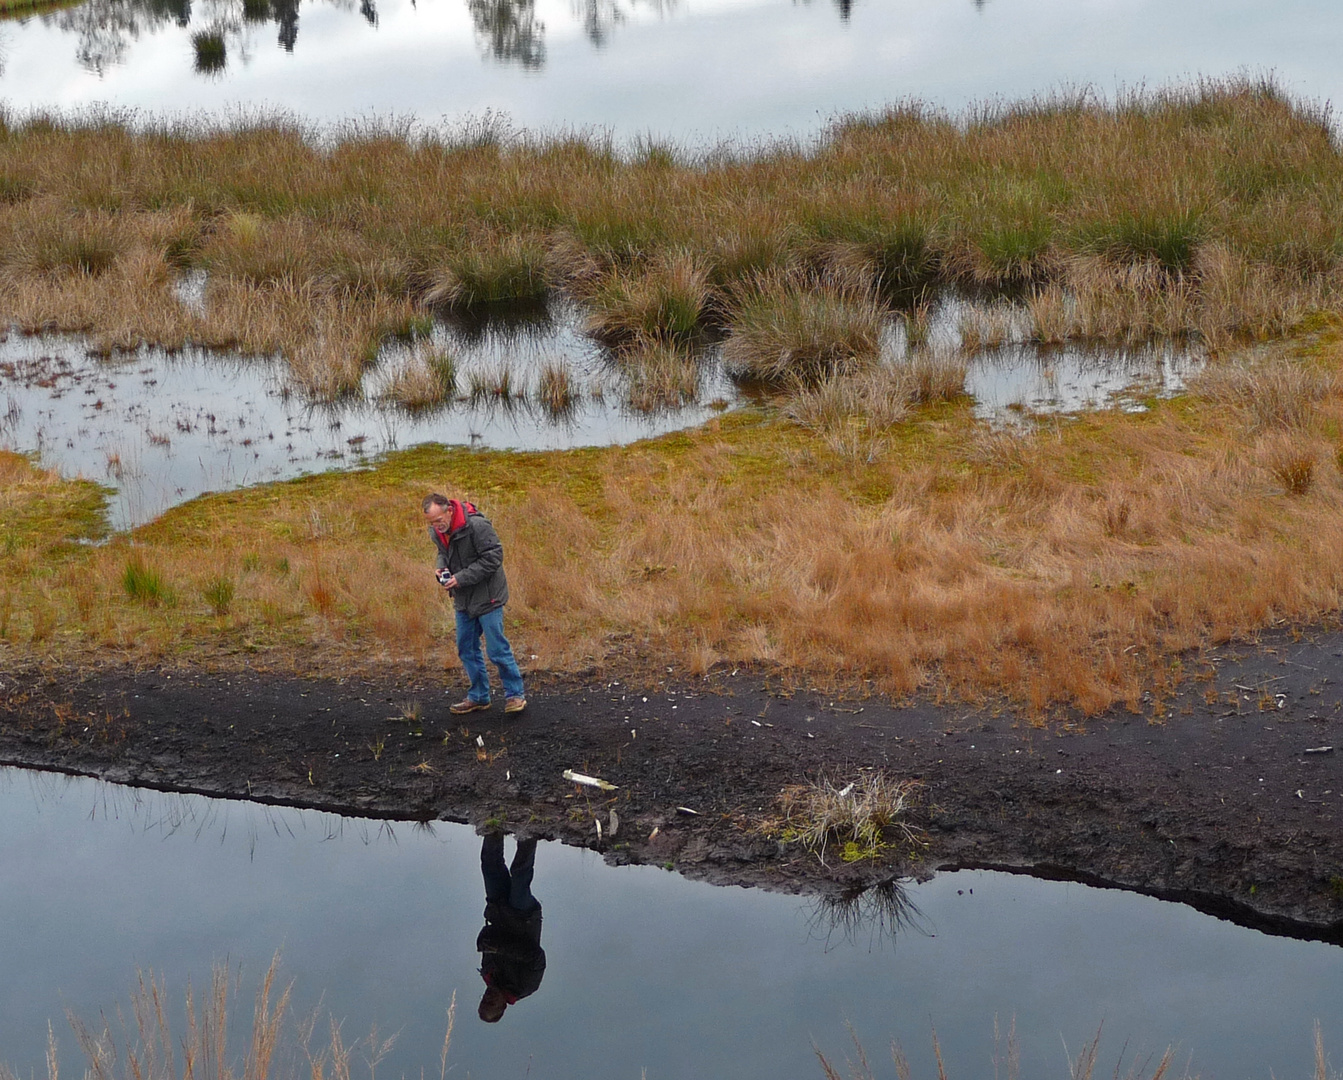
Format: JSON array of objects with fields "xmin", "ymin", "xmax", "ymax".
[
  {"xmin": 477, "ymin": 903, "xmax": 546, "ymax": 1002},
  {"xmin": 429, "ymin": 501, "xmax": 510, "ymax": 619}
]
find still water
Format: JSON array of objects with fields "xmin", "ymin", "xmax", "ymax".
[
  {"xmin": 0, "ymin": 304, "xmax": 736, "ymax": 530},
  {"xmin": 0, "ymin": 307, "xmax": 1194, "ymax": 530},
  {"xmin": 1, "ymin": 0, "xmax": 1339, "ymax": 141},
  {"xmin": 1, "ymin": 767, "xmax": 1339, "ymax": 1080}
]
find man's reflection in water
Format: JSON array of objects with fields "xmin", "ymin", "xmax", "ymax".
[{"xmin": 477, "ymin": 832, "xmax": 546, "ymax": 1023}]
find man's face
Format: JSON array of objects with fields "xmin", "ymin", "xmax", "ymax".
[{"xmin": 425, "ymin": 503, "xmax": 451, "ymax": 532}]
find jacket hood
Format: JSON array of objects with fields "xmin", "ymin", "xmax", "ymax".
[{"xmin": 435, "ymin": 499, "xmax": 476, "ymax": 537}]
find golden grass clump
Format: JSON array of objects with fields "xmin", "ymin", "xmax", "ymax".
[
  {"xmin": 584, "ymin": 251, "xmax": 709, "ymax": 344},
  {"xmin": 380, "ymin": 344, "xmax": 457, "ymax": 409},
  {"xmin": 535, "ymin": 360, "xmax": 577, "ymax": 415},
  {"xmin": 724, "ymin": 275, "xmax": 884, "ymax": 381},
  {"xmin": 1256, "ymin": 432, "xmax": 1320, "ymax": 496},
  {"xmin": 958, "ymin": 299, "xmax": 1021, "ymax": 352}
]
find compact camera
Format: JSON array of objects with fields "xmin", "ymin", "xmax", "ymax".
[{"xmin": 435, "ymin": 568, "xmax": 453, "ymax": 587}]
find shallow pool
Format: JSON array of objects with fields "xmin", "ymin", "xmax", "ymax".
[{"xmin": 1, "ymin": 767, "xmax": 1338, "ymax": 1080}]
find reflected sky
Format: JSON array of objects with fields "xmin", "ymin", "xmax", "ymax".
[
  {"xmin": 1, "ymin": 767, "xmax": 1341, "ymax": 1080},
  {"xmin": 0, "ymin": 311, "xmax": 735, "ymax": 530},
  {"xmin": 0, "ymin": 0, "xmax": 1339, "ymax": 141}
]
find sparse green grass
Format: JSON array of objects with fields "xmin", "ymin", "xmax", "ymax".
[
  {"xmin": 202, "ymin": 575, "xmax": 235, "ymax": 616},
  {"xmin": 122, "ymin": 554, "xmax": 175, "ymax": 606}
]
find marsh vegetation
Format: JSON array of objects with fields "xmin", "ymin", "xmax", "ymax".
[
  {"xmin": 4, "ymin": 81, "xmax": 1343, "ymax": 711},
  {"xmin": 0, "ymin": 79, "xmax": 1335, "ymax": 403}
]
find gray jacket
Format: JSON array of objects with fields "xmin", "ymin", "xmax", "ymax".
[{"xmin": 430, "ymin": 505, "xmax": 510, "ymax": 619}]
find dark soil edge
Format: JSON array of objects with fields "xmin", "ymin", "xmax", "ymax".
[{"xmin": 3, "ymin": 626, "xmax": 1343, "ymax": 942}]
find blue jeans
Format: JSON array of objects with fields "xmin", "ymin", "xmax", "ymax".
[
  {"xmin": 455, "ymin": 607, "xmax": 525, "ymax": 703},
  {"xmin": 481, "ymin": 833, "xmax": 540, "ymax": 913}
]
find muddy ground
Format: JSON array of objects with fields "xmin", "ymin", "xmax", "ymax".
[{"xmin": 2, "ymin": 629, "xmax": 1343, "ymax": 942}]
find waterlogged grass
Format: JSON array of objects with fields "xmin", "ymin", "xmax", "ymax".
[
  {"xmin": 2, "ymin": 79, "xmax": 1343, "ymax": 394},
  {"xmin": 4, "ymin": 324, "xmax": 1343, "ymax": 714}
]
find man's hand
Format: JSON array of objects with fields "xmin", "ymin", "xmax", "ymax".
[{"xmin": 435, "ymin": 569, "xmax": 458, "ymax": 590}]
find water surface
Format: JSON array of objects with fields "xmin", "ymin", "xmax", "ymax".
[
  {"xmin": 0, "ymin": 310, "xmax": 733, "ymax": 529},
  {"xmin": 1, "ymin": 767, "xmax": 1339, "ymax": 1080},
  {"xmin": 1, "ymin": 0, "xmax": 1339, "ymax": 141}
]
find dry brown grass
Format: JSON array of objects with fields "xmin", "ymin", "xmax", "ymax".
[
  {"xmin": 1, "ymin": 955, "xmax": 458, "ymax": 1080},
  {"xmin": 816, "ymin": 1021, "xmax": 1186, "ymax": 1080},
  {"xmin": 724, "ymin": 274, "xmax": 885, "ymax": 381},
  {"xmin": 5, "ymin": 327, "xmax": 1343, "ymax": 715},
  {"xmin": 379, "ymin": 344, "xmax": 456, "ymax": 409}
]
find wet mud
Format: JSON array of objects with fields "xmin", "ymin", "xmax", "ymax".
[{"xmin": 2, "ymin": 628, "xmax": 1342, "ymax": 942}]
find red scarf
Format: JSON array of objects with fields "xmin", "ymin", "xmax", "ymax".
[
  {"xmin": 481, "ymin": 971, "xmax": 519, "ymax": 1004},
  {"xmin": 434, "ymin": 499, "xmax": 476, "ymax": 538}
]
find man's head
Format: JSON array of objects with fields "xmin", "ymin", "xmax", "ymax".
[
  {"xmin": 478, "ymin": 985, "xmax": 510, "ymax": 1023},
  {"xmin": 423, "ymin": 493, "xmax": 452, "ymax": 530}
]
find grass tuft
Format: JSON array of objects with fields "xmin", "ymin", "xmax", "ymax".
[
  {"xmin": 584, "ymin": 252, "xmax": 709, "ymax": 344},
  {"xmin": 619, "ymin": 337, "xmax": 701, "ymax": 412},
  {"xmin": 424, "ymin": 233, "xmax": 549, "ymax": 309},
  {"xmin": 536, "ymin": 360, "xmax": 576, "ymax": 416},
  {"xmin": 724, "ymin": 275, "xmax": 883, "ymax": 382},
  {"xmin": 122, "ymin": 555, "xmax": 174, "ymax": 607},
  {"xmin": 381, "ymin": 345, "xmax": 457, "ymax": 410},
  {"xmin": 202, "ymin": 575, "xmax": 235, "ymax": 616},
  {"xmin": 191, "ymin": 30, "xmax": 227, "ymax": 74},
  {"xmin": 779, "ymin": 773, "xmax": 922, "ymax": 864},
  {"xmin": 1258, "ymin": 433, "xmax": 1319, "ymax": 495}
]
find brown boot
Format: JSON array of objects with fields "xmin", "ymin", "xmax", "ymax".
[
  {"xmin": 503, "ymin": 696, "xmax": 527, "ymax": 715},
  {"xmin": 449, "ymin": 697, "xmax": 491, "ymax": 714}
]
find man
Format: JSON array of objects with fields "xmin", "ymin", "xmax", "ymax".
[
  {"xmin": 423, "ymin": 493, "xmax": 526, "ymax": 715},
  {"xmin": 476, "ymin": 832, "xmax": 546, "ymax": 1023}
]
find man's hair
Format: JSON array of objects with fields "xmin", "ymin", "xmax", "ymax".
[
  {"xmin": 422, "ymin": 493, "xmax": 450, "ymax": 513},
  {"xmin": 478, "ymin": 987, "xmax": 508, "ymax": 1023}
]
